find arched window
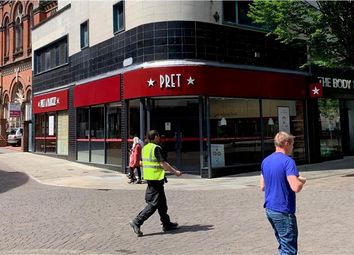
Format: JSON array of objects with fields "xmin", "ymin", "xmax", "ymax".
[
  {"xmin": 28, "ymin": 4, "xmax": 34, "ymax": 48},
  {"xmin": 4, "ymin": 17, "xmax": 9, "ymax": 57},
  {"xmin": 14, "ymin": 3, "xmax": 23, "ymax": 53},
  {"xmin": 12, "ymin": 82, "xmax": 24, "ymax": 104},
  {"xmin": 3, "ymin": 94, "xmax": 9, "ymax": 120}
]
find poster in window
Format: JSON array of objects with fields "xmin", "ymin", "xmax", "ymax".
[
  {"xmin": 9, "ymin": 103, "xmax": 21, "ymax": 117},
  {"xmin": 211, "ymin": 144, "xmax": 225, "ymax": 167},
  {"xmin": 49, "ymin": 115, "xmax": 55, "ymax": 136},
  {"xmin": 278, "ymin": 107, "xmax": 290, "ymax": 133}
]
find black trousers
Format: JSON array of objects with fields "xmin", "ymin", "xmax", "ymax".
[{"xmin": 134, "ymin": 180, "xmax": 171, "ymax": 226}]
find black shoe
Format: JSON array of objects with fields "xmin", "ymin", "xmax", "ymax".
[
  {"xmin": 128, "ymin": 179, "xmax": 136, "ymax": 184},
  {"xmin": 135, "ymin": 180, "xmax": 142, "ymax": 184},
  {"xmin": 162, "ymin": 222, "xmax": 179, "ymax": 232},
  {"xmin": 129, "ymin": 221, "xmax": 143, "ymax": 237}
]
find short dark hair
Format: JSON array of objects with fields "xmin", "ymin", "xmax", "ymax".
[{"xmin": 147, "ymin": 130, "xmax": 159, "ymax": 141}]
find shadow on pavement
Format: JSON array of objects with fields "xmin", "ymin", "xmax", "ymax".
[
  {"xmin": 0, "ymin": 170, "xmax": 29, "ymax": 193},
  {"xmin": 142, "ymin": 224, "xmax": 214, "ymax": 237}
]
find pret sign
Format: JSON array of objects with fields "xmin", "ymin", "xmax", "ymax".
[{"xmin": 147, "ymin": 73, "xmax": 195, "ymax": 89}]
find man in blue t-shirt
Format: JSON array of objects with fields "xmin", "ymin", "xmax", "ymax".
[{"xmin": 260, "ymin": 131, "xmax": 306, "ymax": 255}]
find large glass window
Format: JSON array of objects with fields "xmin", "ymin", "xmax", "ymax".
[
  {"xmin": 262, "ymin": 100, "xmax": 306, "ymax": 161},
  {"xmin": 149, "ymin": 98, "xmax": 201, "ymax": 174},
  {"xmin": 210, "ymin": 98, "xmax": 262, "ymax": 166},
  {"xmin": 210, "ymin": 98, "xmax": 306, "ymax": 167},
  {"xmin": 35, "ymin": 114, "xmax": 45, "ymax": 152},
  {"xmin": 76, "ymin": 104, "xmax": 122, "ymax": 166},
  {"xmin": 318, "ymin": 98, "xmax": 342, "ymax": 157},
  {"xmin": 106, "ymin": 103, "xmax": 122, "ymax": 165},
  {"xmin": 34, "ymin": 36, "xmax": 68, "ymax": 74},
  {"xmin": 113, "ymin": 1, "xmax": 124, "ymax": 33},
  {"xmin": 34, "ymin": 112, "xmax": 63, "ymax": 154},
  {"xmin": 90, "ymin": 105, "xmax": 105, "ymax": 164},
  {"xmin": 45, "ymin": 113, "xmax": 57, "ymax": 153},
  {"xmin": 77, "ymin": 107, "xmax": 90, "ymax": 162}
]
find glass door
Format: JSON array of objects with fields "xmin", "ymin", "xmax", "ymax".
[{"xmin": 149, "ymin": 98, "xmax": 201, "ymax": 174}]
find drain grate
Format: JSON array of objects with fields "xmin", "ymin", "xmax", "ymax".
[{"xmin": 97, "ymin": 189, "xmax": 111, "ymax": 191}]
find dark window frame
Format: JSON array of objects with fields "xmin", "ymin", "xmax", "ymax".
[
  {"xmin": 80, "ymin": 20, "xmax": 89, "ymax": 49},
  {"xmin": 113, "ymin": 1, "xmax": 125, "ymax": 34},
  {"xmin": 34, "ymin": 35, "xmax": 68, "ymax": 74},
  {"xmin": 222, "ymin": 0, "xmax": 262, "ymax": 29}
]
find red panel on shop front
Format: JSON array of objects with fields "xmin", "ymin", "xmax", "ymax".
[
  {"xmin": 123, "ymin": 66, "xmax": 307, "ymax": 99},
  {"xmin": 74, "ymin": 75, "xmax": 121, "ymax": 107},
  {"xmin": 32, "ymin": 89, "xmax": 68, "ymax": 114}
]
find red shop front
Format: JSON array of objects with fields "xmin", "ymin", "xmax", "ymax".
[
  {"xmin": 32, "ymin": 89, "xmax": 69, "ymax": 155},
  {"xmin": 123, "ymin": 64, "xmax": 308, "ymax": 177},
  {"xmin": 73, "ymin": 75, "xmax": 122, "ymax": 166}
]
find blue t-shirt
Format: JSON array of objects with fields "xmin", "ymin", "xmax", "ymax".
[{"xmin": 261, "ymin": 152, "xmax": 299, "ymax": 214}]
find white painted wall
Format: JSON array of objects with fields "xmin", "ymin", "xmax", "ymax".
[{"xmin": 33, "ymin": 0, "xmax": 222, "ymax": 57}]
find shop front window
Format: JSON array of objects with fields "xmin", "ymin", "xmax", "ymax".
[
  {"xmin": 262, "ymin": 100, "xmax": 306, "ymax": 161},
  {"xmin": 35, "ymin": 113, "xmax": 45, "ymax": 152},
  {"xmin": 45, "ymin": 113, "xmax": 57, "ymax": 153},
  {"xmin": 210, "ymin": 98, "xmax": 262, "ymax": 166},
  {"xmin": 106, "ymin": 103, "xmax": 122, "ymax": 165},
  {"xmin": 77, "ymin": 104, "xmax": 122, "ymax": 166},
  {"xmin": 90, "ymin": 105, "xmax": 105, "ymax": 164},
  {"xmin": 318, "ymin": 98, "xmax": 342, "ymax": 157},
  {"xmin": 146, "ymin": 98, "xmax": 200, "ymax": 174},
  {"xmin": 77, "ymin": 107, "xmax": 89, "ymax": 162},
  {"xmin": 35, "ymin": 112, "xmax": 61, "ymax": 154},
  {"xmin": 209, "ymin": 98, "xmax": 306, "ymax": 168}
]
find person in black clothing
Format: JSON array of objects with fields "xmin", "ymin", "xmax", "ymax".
[{"xmin": 129, "ymin": 130, "xmax": 182, "ymax": 237}]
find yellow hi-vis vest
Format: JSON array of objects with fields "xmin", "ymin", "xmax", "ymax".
[{"xmin": 142, "ymin": 143, "xmax": 165, "ymax": 181}]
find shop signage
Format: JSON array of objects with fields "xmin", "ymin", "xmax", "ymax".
[
  {"xmin": 147, "ymin": 74, "xmax": 195, "ymax": 88},
  {"xmin": 318, "ymin": 76, "xmax": 353, "ymax": 90},
  {"xmin": 33, "ymin": 89, "xmax": 68, "ymax": 114},
  {"xmin": 38, "ymin": 97, "xmax": 60, "ymax": 108},
  {"xmin": 9, "ymin": 103, "xmax": 21, "ymax": 117},
  {"xmin": 124, "ymin": 66, "xmax": 307, "ymax": 99},
  {"xmin": 309, "ymin": 83, "xmax": 323, "ymax": 98}
]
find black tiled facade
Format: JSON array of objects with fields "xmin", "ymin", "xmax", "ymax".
[{"xmin": 33, "ymin": 21, "xmax": 306, "ymax": 93}]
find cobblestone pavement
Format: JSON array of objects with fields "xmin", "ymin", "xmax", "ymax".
[{"xmin": 0, "ymin": 148, "xmax": 354, "ymax": 254}]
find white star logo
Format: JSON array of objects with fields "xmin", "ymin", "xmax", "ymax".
[
  {"xmin": 312, "ymin": 86, "xmax": 320, "ymax": 95},
  {"xmin": 147, "ymin": 78, "xmax": 155, "ymax": 87},
  {"xmin": 187, "ymin": 76, "xmax": 195, "ymax": 85}
]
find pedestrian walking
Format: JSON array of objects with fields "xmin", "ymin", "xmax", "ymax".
[
  {"xmin": 129, "ymin": 130, "xmax": 182, "ymax": 237},
  {"xmin": 260, "ymin": 131, "xmax": 306, "ymax": 255},
  {"xmin": 128, "ymin": 137, "xmax": 143, "ymax": 184}
]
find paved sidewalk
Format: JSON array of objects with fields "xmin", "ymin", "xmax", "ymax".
[
  {"xmin": 1, "ymin": 146, "xmax": 354, "ymax": 190},
  {"xmin": 1, "ymin": 147, "xmax": 354, "ymax": 254}
]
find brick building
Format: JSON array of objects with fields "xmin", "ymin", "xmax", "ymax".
[{"xmin": 0, "ymin": 0, "xmax": 57, "ymax": 148}]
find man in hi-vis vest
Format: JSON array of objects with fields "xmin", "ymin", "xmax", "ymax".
[{"xmin": 129, "ymin": 130, "xmax": 182, "ymax": 237}]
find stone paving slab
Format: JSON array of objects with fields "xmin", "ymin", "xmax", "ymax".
[{"xmin": 0, "ymin": 148, "xmax": 354, "ymax": 254}]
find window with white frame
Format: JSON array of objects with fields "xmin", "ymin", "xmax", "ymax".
[
  {"xmin": 80, "ymin": 20, "xmax": 89, "ymax": 49},
  {"xmin": 113, "ymin": 1, "xmax": 124, "ymax": 33}
]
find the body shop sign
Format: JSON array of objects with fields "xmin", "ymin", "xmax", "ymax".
[
  {"xmin": 33, "ymin": 90, "xmax": 68, "ymax": 114},
  {"xmin": 318, "ymin": 77, "xmax": 354, "ymax": 90}
]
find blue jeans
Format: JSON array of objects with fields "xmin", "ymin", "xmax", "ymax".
[{"xmin": 266, "ymin": 209, "xmax": 298, "ymax": 255}]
